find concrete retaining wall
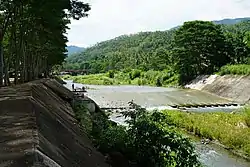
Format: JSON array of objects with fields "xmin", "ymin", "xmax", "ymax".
[{"xmin": 186, "ymin": 75, "xmax": 250, "ymax": 104}]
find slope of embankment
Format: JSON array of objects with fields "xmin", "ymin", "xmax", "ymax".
[
  {"xmin": 0, "ymin": 79, "xmax": 109, "ymax": 167},
  {"xmin": 186, "ymin": 75, "xmax": 250, "ymax": 104}
]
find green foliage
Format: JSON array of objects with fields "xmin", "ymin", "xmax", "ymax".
[
  {"xmin": 129, "ymin": 69, "xmax": 141, "ymax": 80},
  {"xmin": 0, "ymin": 0, "xmax": 90, "ymax": 85},
  {"xmin": 244, "ymin": 31, "xmax": 250, "ymax": 47},
  {"xmin": 64, "ymin": 30, "xmax": 175, "ymax": 73},
  {"xmin": 155, "ymin": 77, "xmax": 162, "ymax": 87},
  {"xmin": 73, "ymin": 100, "xmax": 201, "ymax": 166},
  {"xmin": 218, "ymin": 64, "xmax": 250, "ymax": 75},
  {"xmin": 172, "ymin": 21, "xmax": 230, "ymax": 84},
  {"xmin": 122, "ymin": 102, "xmax": 200, "ymax": 167},
  {"xmin": 72, "ymin": 101, "xmax": 93, "ymax": 134},
  {"xmin": 62, "ymin": 69, "xmax": 179, "ymax": 87},
  {"xmin": 245, "ymin": 108, "xmax": 250, "ymax": 127},
  {"xmin": 164, "ymin": 109, "xmax": 250, "ymax": 156},
  {"xmin": 107, "ymin": 70, "xmax": 115, "ymax": 78}
]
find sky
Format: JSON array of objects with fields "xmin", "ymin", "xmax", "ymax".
[{"xmin": 67, "ymin": 0, "xmax": 250, "ymax": 47}]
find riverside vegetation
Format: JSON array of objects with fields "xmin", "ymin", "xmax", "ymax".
[
  {"xmin": 73, "ymin": 98, "xmax": 250, "ymax": 165},
  {"xmin": 61, "ymin": 63, "xmax": 250, "ymax": 87},
  {"xmin": 62, "ymin": 69, "xmax": 179, "ymax": 87},
  {"xmin": 164, "ymin": 108, "xmax": 250, "ymax": 157},
  {"xmin": 62, "ymin": 19, "xmax": 250, "ymax": 86},
  {"xmin": 73, "ymin": 101, "xmax": 201, "ymax": 167}
]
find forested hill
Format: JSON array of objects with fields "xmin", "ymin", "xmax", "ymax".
[
  {"xmin": 65, "ymin": 30, "xmax": 175, "ymax": 72},
  {"xmin": 66, "ymin": 46, "xmax": 85, "ymax": 55},
  {"xmin": 213, "ymin": 17, "xmax": 250, "ymax": 25},
  {"xmin": 64, "ymin": 18, "xmax": 250, "ymax": 84}
]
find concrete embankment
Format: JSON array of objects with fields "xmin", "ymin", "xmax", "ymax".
[
  {"xmin": 0, "ymin": 79, "xmax": 109, "ymax": 167},
  {"xmin": 186, "ymin": 75, "xmax": 250, "ymax": 104}
]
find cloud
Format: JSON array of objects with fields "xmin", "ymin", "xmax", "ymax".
[{"xmin": 67, "ymin": 0, "xmax": 250, "ymax": 47}]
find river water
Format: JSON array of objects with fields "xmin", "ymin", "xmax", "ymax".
[{"xmin": 65, "ymin": 80, "xmax": 250, "ymax": 167}]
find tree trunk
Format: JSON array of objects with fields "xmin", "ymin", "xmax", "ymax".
[
  {"xmin": 4, "ymin": 58, "xmax": 10, "ymax": 86},
  {"xmin": 0, "ymin": 29, "xmax": 4, "ymax": 86}
]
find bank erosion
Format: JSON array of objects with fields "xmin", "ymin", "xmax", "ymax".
[{"xmin": 0, "ymin": 79, "xmax": 109, "ymax": 167}]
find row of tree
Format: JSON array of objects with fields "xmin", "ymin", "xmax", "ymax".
[
  {"xmin": 64, "ymin": 20, "xmax": 250, "ymax": 84},
  {"xmin": 0, "ymin": 0, "xmax": 90, "ymax": 86}
]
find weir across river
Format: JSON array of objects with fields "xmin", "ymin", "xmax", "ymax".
[{"xmin": 67, "ymin": 80, "xmax": 243, "ymax": 112}]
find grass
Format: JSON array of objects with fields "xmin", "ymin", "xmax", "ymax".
[
  {"xmin": 61, "ymin": 69, "xmax": 179, "ymax": 87},
  {"xmin": 163, "ymin": 108, "xmax": 250, "ymax": 157},
  {"xmin": 218, "ymin": 64, "xmax": 250, "ymax": 75}
]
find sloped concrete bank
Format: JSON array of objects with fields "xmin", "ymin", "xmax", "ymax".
[
  {"xmin": 186, "ymin": 75, "xmax": 250, "ymax": 104},
  {"xmin": 0, "ymin": 79, "xmax": 109, "ymax": 167}
]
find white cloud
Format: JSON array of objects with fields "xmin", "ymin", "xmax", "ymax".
[{"xmin": 67, "ymin": 0, "xmax": 250, "ymax": 47}]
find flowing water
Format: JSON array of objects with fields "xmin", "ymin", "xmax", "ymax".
[{"xmin": 65, "ymin": 80, "xmax": 250, "ymax": 167}]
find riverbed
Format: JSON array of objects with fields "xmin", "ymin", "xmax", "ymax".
[{"xmin": 64, "ymin": 80, "xmax": 250, "ymax": 167}]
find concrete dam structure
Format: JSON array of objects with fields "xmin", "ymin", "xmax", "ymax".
[{"xmin": 0, "ymin": 79, "xmax": 109, "ymax": 167}]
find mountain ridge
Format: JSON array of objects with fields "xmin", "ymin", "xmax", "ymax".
[
  {"xmin": 66, "ymin": 45, "xmax": 85, "ymax": 55},
  {"xmin": 68, "ymin": 17, "xmax": 250, "ymax": 53}
]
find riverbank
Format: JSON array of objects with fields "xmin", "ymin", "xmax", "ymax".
[
  {"xmin": 186, "ymin": 74, "xmax": 250, "ymax": 104},
  {"xmin": 163, "ymin": 109, "xmax": 250, "ymax": 159},
  {"xmin": 0, "ymin": 79, "xmax": 109, "ymax": 167},
  {"xmin": 61, "ymin": 70, "xmax": 250, "ymax": 105},
  {"xmin": 61, "ymin": 69, "xmax": 179, "ymax": 87}
]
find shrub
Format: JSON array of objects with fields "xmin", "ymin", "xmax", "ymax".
[
  {"xmin": 245, "ymin": 108, "xmax": 250, "ymax": 127},
  {"xmin": 121, "ymin": 102, "xmax": 201, "ymax": 167},
  {"xmin": 137, "ymin": 79, "xmax": 142, "ymax": 86},
  {"xmin": 102, "ymin": 77, "xmax": 113, "ymax": 85},
  {"xmin": 129, "ymin": 69, "xmax": 141, "ymax": 80},
  {"xmin": 155, "ymin": 77, "xmax": 162, "ymax": 87},
  {"xmin": 83, "ymin": 101, "xmax": 201, "ymax": 167},
  {"xmin": 218, "ymin": 64, "xmax": 250, "ymax": 75},
  {"xmin": 164, "ymin": 110, "xmax": 250, "ymax": 157},
  {"xmin": 107, "ymin": 70, "xmax": 115, "ymax": 78}
]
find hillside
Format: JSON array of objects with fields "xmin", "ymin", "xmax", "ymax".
[
  {"xmin": 171, "ymin": 17, "xmax": 250, "ymax": 30},
  {"xmin": 64, "ymin": 18, "xmax": 250, "ymax": 71},
  {"xmin": 64, "ymin": 30, "xmax": 176, "ymax": 73},
  {"xmin": 213, "ymin": 17, "xmax": 250, "ymax": 25},
  {"xmin": 66, "ymin": 45, "xmax": 85, "ymax": 55}
]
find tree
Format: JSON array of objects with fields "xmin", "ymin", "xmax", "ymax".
[
  {"xmin": 0, "ymin": 0, "xmax": 91, "ymax": 86},
  {"xmin": 172, "ymin": 21, "xmax": 230, "ymax": 84}
]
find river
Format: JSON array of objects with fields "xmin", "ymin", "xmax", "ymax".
[{"xmin": 64, "ymin": 80, "xmax": 250, "ymax": 167}]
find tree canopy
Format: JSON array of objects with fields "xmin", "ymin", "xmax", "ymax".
[
  {"xmin": 172, "ymin": 21, "xmax": 230, "ymax": 83},
  {"xmin": 0, "ymin": 0, "xmax": 90, "ymax": 86}
]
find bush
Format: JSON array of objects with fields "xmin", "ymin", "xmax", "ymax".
[
  {"xmin": 155, "ymin": 77, "xmax": 162, "ymax": 87},
  {"xmin": 245, "ymin": 108, "xmax": 250, "ymax": 127},
  {"xmin": 121, "ymin": 102, "xmax": 201, "ymax": 167},
  {"xmin": 218, "ymin": 64, "xmax": 250, "ymax": 75},
  {"xmin": 164, "ymin": 110, "xmax": 250, "ymax": 156},
  {"xmin": 107, "ymin": 70, "xmax": 115, "ymax": 78},
  {"xmin": 62, "ymin": 69, "xmax": 179, "ymax": 87},
  {"xmin": 102, "ymin": 77, "xmax": 113, "ymax": 85},
  {"xmin": 129, "ymin": 69, "xmax": 141, "ymax": 80},
  {"xmin": 77, "ymin": 101, "xmax": 201, "ymax": 167}
]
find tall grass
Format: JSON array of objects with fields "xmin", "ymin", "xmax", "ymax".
[
  {"xmin": 218, "ymin": 64, "xmax": 250, "ymax": 75},
  {"xmin": 163, "ymin": 109, "xmax": 250, "ymax": 157},
  {"xmin": 61, "ymin": 69, "xmax": 179, "ymax": 87}
]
